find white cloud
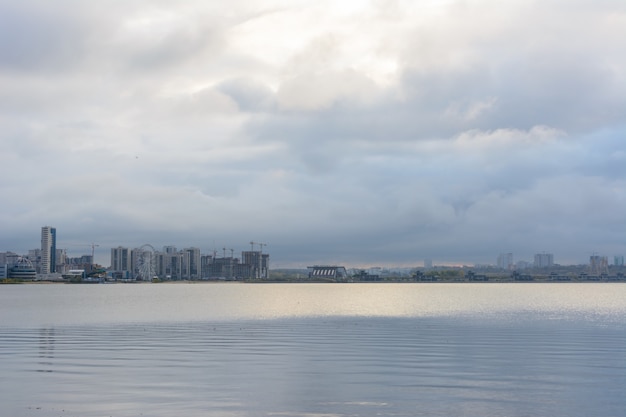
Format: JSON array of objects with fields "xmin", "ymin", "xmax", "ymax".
[
  {"xmin": 0, "ymin": 0, "xmax": 625, "ymax": 266},
  {"xmin": 444, "ymin": 97, "xmax": 498, "ymax": 121},
  {"xmin": 277, "ymin": 70, "xmax": 380, "ymax": 111}
]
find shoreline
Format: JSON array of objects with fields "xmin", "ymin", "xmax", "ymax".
[{"xmin": 6, "ymin": 279, "xmax": 626, "ymax": 285}]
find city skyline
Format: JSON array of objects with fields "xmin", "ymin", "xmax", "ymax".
[
  {"xmin": 2, "ymin": 225, "xmax": 623, "ymax": 270},
  {"xmin": 1, "ymin": 1, "xmax": 624, "ymax": 266}
]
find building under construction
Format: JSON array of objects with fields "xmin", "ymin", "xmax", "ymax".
[
  {"xmin": 109, "ymin": 244, "xmax": 270, "ymax": 281},
  {"xmin": 200, "ymin": 249, "xmax": 269, "ymax": 280},
  {"xmin": 589, "ymin": 255, "xmax": 609, "ymax": 275},
  {"xmin": 241, "ymin": 251, "xmax": 270, "ymax": 279}
]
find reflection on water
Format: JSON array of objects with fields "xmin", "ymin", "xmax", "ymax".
[
  {"xmin": 1, "ymin": 283, "xmax": 626, "ymax": 326},
  {"xmin": 37, "ymin": 328, "xmax": 55, "ymax": 373},
  {"xmin": 0, "ymin": 284, "xmax": 625, "ymax": 417}
]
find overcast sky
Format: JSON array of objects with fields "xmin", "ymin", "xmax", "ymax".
[{"xmin": 1, "ymin": 0, "xmax": 624, "ymax": 267}]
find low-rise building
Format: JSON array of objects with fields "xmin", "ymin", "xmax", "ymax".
[{"xmin": 307, "ymin": 266, "xmax": 348, "ymax": 281}]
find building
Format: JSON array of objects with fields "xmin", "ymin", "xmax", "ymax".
[
  {"xmin": 111, "ymin": 247, "xmax": 131, "ymax": 272},
  {"xmin": 183, "ymin": 247, "xmax": 201, "ymax": 279},
  {"xmin": 27, "ymin": 249, "xmax": 42, "ymax": 273},
  {"xmin": 41, "ymin": 226, "xmax": 57, "ymax": 274},
  {"xmin": 203, "ymin": 254, "xmax": 236, "ymax": 280},
  {"xmin": 497, "ymin": 253, "xmax": 513, "ymax": 270},
  {"xmin": 62, "ymin": 269, "xmax": 86, "ymax": 280},
  {"xmin": 67, "ymin": 255, "xmax": 93, "ymax": 266},
  {"xmin": 9, "ymin": 257, "xmax": 37, "ymax": 280},
  {"xmin": 589, "ymin": 255, "xmax": 608, "ymax": 275},
  {"xmin": 307, "ymin": 266, "xmax": 349, "ymax": 281},
  {"xmin": 56, "ymin": 248, "xmax": 67, "ymax": 273},
  {"xmin": 157, "ymin": 251, "xmax": 183, "ymax": 280},
  {"xmin": 106, "ymin": 243, "xmax": 270, "ymax": 281},
  {"xmin": 0, "ymin": 253, "xmax": 31, "ymax": 279},
  {"xmin": 0, "ymin": 251, "xmax": 20, "ymax": 267},
  {"xmin": 241, "ymin": 251, "xmax": 270, "ymax": 279},
  {"xmin": 163, "ymin": 245, "xmax": 177, "ymax": 254},
  {"xmin": 614, "ymin": 256, "xmax": 624, "ymax": 267},
  {"xmin": 200, "ymin": 254, "xmax": 213, "ymax": 278},
  {"xmin": 533, "ymin": 253, "xmax": 554, "ymax": 268}
]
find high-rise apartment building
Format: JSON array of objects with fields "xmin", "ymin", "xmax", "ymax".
[
  {"xmin": 159, "ymin": 251, "xmax": 183, "ymax": 280},
  {"xmin": 106, "ymin": 243, "xmax": 271, "ymax": 281},
  {"xmin": 111, "ymin": 247, "xmax": 131, "ymax": 272},
  {"xmin": 533, "ymin": 253, "xmax": 554, "ymax": 268},
  {"xmin": 183, "ymin": 247, "xmax": 201, "ymax": 279},
  {"xmin": 163, "ymin": 245, "xmax": 177, "ymax": 254},
  {"xmin": 497, "ymin": 253, "xmax": 513, "ymax": 270},
  {"xmin": 590, "ymin": 255, "xmax": 609, "ymax": 275},
  {"xmin": 41, "ymin": 226, "xmax": 57, "ymax": 274}
]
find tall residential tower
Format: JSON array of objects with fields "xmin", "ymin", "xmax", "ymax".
[
  {"xmin": 41, "ymin": 226, "xmax": 57, "ymax": 274},
  {"xmin": 111, "ymin": 246, "xmax": 131, "ymax": 272}
]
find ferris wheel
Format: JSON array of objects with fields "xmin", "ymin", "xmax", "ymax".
[{"xmin": 136, "ymin": 244, "xmax": 157, "ymax": 281}]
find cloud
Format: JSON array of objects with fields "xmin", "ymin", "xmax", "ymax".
[
  {"xmin": 0, "ymin": 2, "xmax": 90, "ymax": 71},
  {"xmin": 217, "ymin": 78, "xmax": 276, "ymax": 112},
  {"xmin": 444, "ymin": 97, "xmax": 498, "ymax": 121},
  {"xmin": 0, "ymin": 0, "xmax": 625, "ymax": 267},
  {"xmin": 277, "ymin": 70, "xmax": 380, "ymax": 111}
]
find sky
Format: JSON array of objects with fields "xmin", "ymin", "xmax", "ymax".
[{"xmin": 1, "ymin": 0, "xmax": 625, "ymax": 268}]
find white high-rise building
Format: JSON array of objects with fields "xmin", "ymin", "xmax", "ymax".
[{"xmin": 41, "ymin": 226, "xmax": 56, "ymax": 274}]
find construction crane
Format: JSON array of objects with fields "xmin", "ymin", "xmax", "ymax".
[
  {"xmin": 229, "ymin": 249, "xmax": 234, "ymax": 280},
  {"xmin": 69, "ymin": 243, "xmax": 99, "ymax": 264},
  {"xmin": 248, "ymin": 241, "xmax": 267, "ymax": 278},
  {"xmin": 89, "ymin": 243, "xmax": 100, "ymax": 262},
  {"xmin": 250, "ymin": 241, "xmax": 267, "ymax": 253},
  {"xmin": 257, "ymin": 243, "xmax": 267, "ymax": 279}
]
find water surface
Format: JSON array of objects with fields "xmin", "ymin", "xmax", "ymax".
[{"xmin": 1, "ymin": 283, "xmax": 624, "ymax": 416}]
